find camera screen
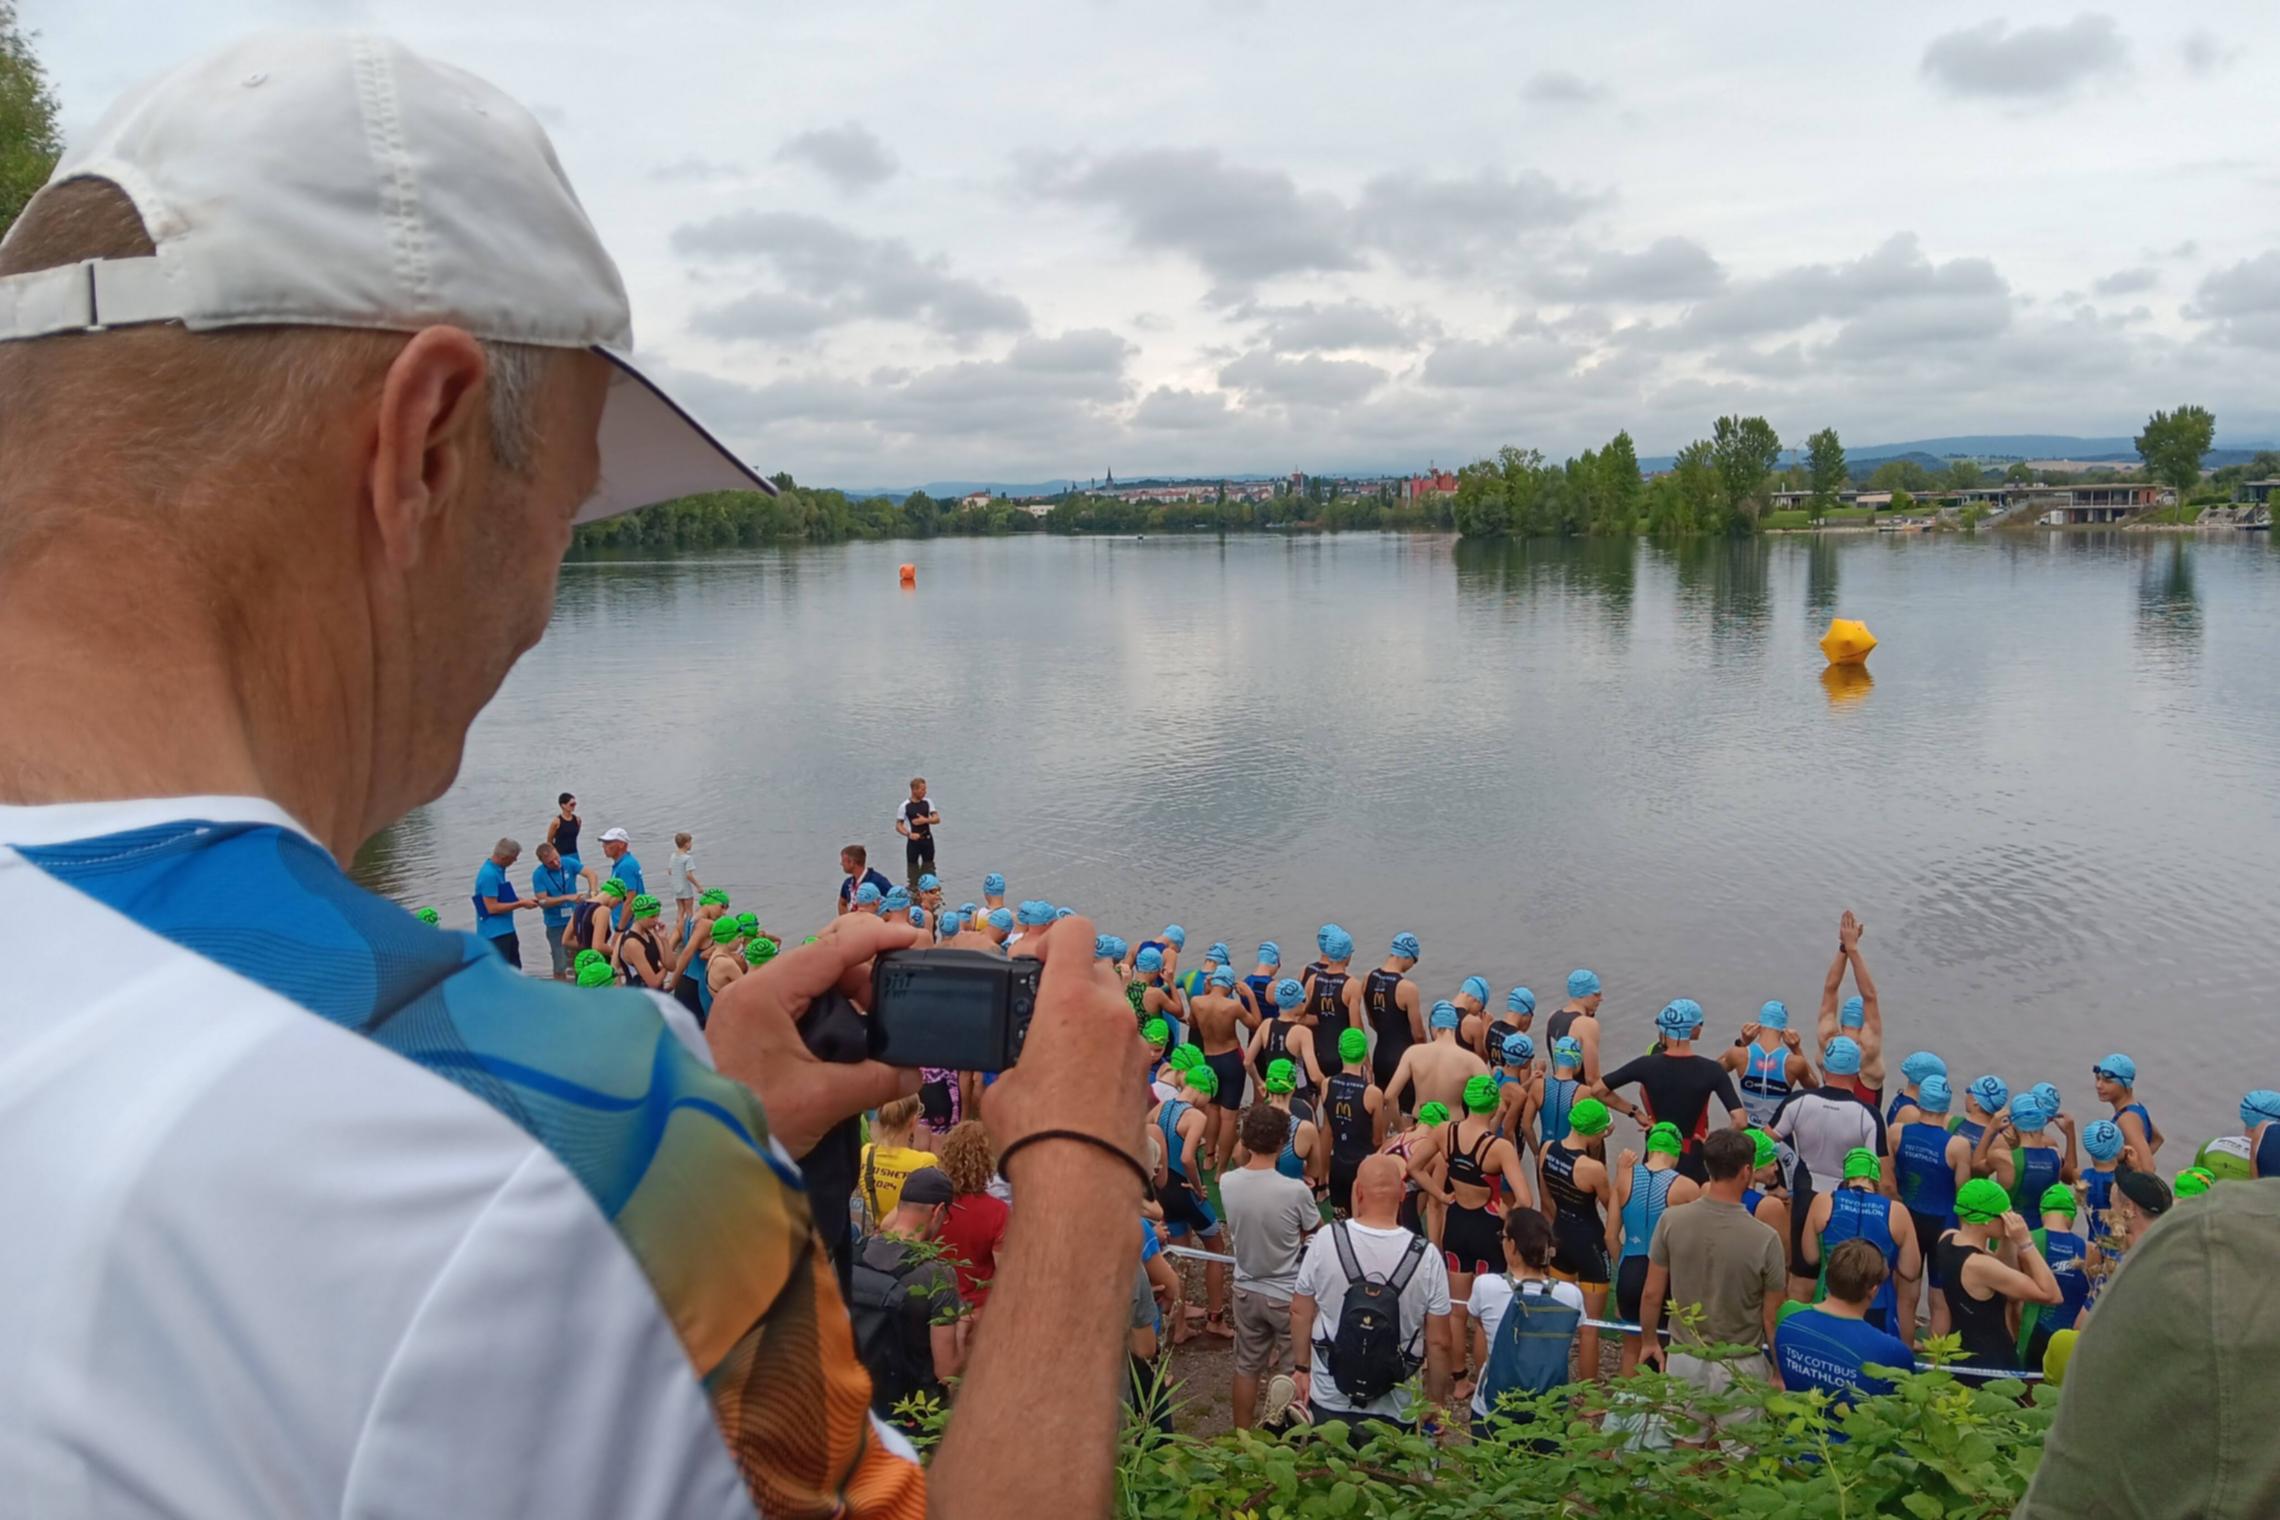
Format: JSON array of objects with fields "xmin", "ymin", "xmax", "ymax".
[{"xmin": 879, "ymin": 965, "xmax": 998, "ymax": 1021}]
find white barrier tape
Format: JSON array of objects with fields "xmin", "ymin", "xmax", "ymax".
[{"xmin": 1161, "ymin": 1243, "xmax": 2044, "ymax": 1381}]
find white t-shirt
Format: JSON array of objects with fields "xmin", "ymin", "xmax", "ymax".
[
  {"xmin": 0, "ymin": 795, "xmax": 917, "ymax": 1520},
  {"xmin": 665, "ymin": 849, "xmax": 695, "ymax": 897},
  {"xmin": 1295, "ymin": 1220, "xmax": 1451, "ymax": 1419},
  {"xmin": 1467, "ymin": 1274, "xmax": 1586, "ymax": 1418}
]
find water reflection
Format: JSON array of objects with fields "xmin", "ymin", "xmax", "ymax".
[
  {"xmin": 1820, "ymin": 663, "xmax": 1875, "ymax": 708},
  {"xmin": 1449, "ymin": 536, "xmax": 1638, "ymax": 636},
  {"xmin": 2134, "ymin": 538, "xmax": 2202, "ymax": 661},
  {"xmin": 1805, "ymin": 535, "xmax": 1840, "ymax": 622},
  {"xmin": 1665, "ymin": 537, "xmax": 1773, "ymax": 654}
]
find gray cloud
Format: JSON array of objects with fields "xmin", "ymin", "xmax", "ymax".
[
  {"xmin": 2180, "ymin": 29, "xmax": 2242, "ymax": 76},
  {"xmin": 1522, "ymin": 69, "xmax": 1609, "ymax": 107},
  {"xmin": 2091, "ymin": 266, "xmax": 2157, "ymax": 297},
  {"xmin": 776, "ymin": 122, "xmax": 900, "ymax": 191},
  {"xmin": 1353, "ymin": 168, "xmax": 1599, "ymax": 277},
  {"xmin": 652, "ymin": 155, "xmax": 747, "ymax": 185},
  {"xmin": 1920, "ymin": 14, "xmax": 2129, "ymax": 100},
  {"xmin": 1534, "ymin": 237, "xmax": 1726, "ymax": 302},
  {"xmin": 1673, "ymin": 233, "xmax": 2010, "ymax": 345},
  {"xmin": 1239, "ymin": 298, "xmax": 1437, "ymax": 352},
  {"xmin": 1133, "ymin": 386, "xmax": 1236, "ymax": 430},
  {"xmin": 1217, "ymin": 349, "xmax": 1387, "ymax": 405},
  {"xmin": 2188, "ymin": 251, "xmax": 2280, "ymax": 346},
  {"xmin": 675, "ymin": 211, "xmax": 1029, "ymax": 340},
  {"xmin": 1419, "ymin": 334, "xmax": 1575, "ymax": 389}
]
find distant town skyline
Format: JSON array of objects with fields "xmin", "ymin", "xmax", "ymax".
[{"xmin": 28, "ymin": 2, "xmax": 2280, "ymax": 482}]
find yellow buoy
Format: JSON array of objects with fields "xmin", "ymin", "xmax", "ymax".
[
  {"xmin": 1821, "ymin": 663, "xmax": 1874, "ymax": 707},
  {"xmin": 1819, "ymin": 617, "xmax": 1876, "ymax": 667}
]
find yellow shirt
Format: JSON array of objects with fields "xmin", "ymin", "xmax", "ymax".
[{"xmin": 860, "ymin": 1143, "xmax": 934, "ymax": 1221}]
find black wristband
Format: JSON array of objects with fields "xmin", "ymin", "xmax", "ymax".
[{"xmin": 998, "ymin": 1128, "xmax": 1151, "ymax": 1190}]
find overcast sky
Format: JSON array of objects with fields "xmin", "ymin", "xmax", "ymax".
[{"xmin": 27, "ymin": 2, "xmax": 2280, "ymax": 485}]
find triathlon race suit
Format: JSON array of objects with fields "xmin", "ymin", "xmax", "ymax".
[
  {"xmin": 2259, "ymin": 1125, "xmax": 2280, "ymax": 1179},
  {"xmin": 670, "ymin": 920, "xmax": 703, "ymax": 1022},
  {"xmin": 1816, "ymin": 1189, "xmax": 1899, "ymax": 1331},
  {"xmin": 1545, "ymin": 1007, "xmax": 1586, "ymax": 1049},
  {"xmin": 1275, "ymin": 1112, "xmax": 1308, "ymax": 1181},
  {"xmin": 2080, "ymin": 1166, "xmax": 2116, "ymax": 1244},
  {"xmin": 1362, "ymin": 969, "xmax": 1412, "ymax": 1094},
  {"xmin": 1540, "ymin": 1143, "xmax": 1610, "ymax": 1286},
  {"xmin": 1154, "ymin": 1099, "xmax": 1218, "ymax": 1236},
  {"xmin": 897, "ymin": 798, "xmax": 936, "ymax": 875},
  {"xmin": 1615, "ymin": 1163, "xmax": 1677, "ymax": 1323},
  {"xmin": 1305, "ymin": 972, "xmax": 1351, "ymax": 1080},
  {"xmin": 2020, "ymin": 1228, "xmax": 2091, "ymax": 1369},
  {"xmin": 1439, "ymin": 1121, "xmax": 1505, "ymax": 1277},
  {"xmin": 1539, "ymin": 1074, "xmax": 1580, "ymax": 1147},
  {"xmin": 1885, "ymin": 1089, "xmax": 1917, "ymax": 1127},
  {"xmin": 1936, "ymin": 1232, "xmax": 2017, "ymax": 1382},
  {"xmin": 918, "ymin": 1069, "xmax": 962, "ymax": 1139},
  {"xmin": 1387, "ymin": 1131, "xmax": 1426, "ymax": 1235},
  {"xmin": 1950, "ymin": 1115, "xmax": 1988, "ymax": 1152},
  {"xmin": 1737, "ymin": 1041, "xmax": 1792, "ymax": 1129},
  {"xmin": 1601, "ymin": 1052, "xmax": 1744, "ymax": 1180},
  {"xmin": 2007, "ymin": 1143, "xmax": 2062, "ymax": 1217},
  {"xmin": 1323, "ymin": 1072, "xmax": 1374, "ymax": 1214},
  {"xmin": 1894, "ymin": 1119, "xmax": 1959, "ymax": 1289},
  {"xmin": 1243, "ymin": 971, "xmax": 1277, "ymax": 1025},
  {"xmin": 1258, "ymin": 1017, "xmax": 1313, "ymax": 1102}
]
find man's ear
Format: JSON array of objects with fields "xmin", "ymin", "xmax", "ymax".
[{"xmin": 368, "ymin": 327, "xmax": 489, "ymax": 571}]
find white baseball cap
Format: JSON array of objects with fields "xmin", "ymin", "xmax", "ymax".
[
  {"xmin": 599, "ymin": 827, "xmax": 631, "ymax": 844},
  {"xmin": 0, "ymin": 32, "xmax": 771, "ymax": 522}
]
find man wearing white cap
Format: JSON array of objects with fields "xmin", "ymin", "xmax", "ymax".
[
  {"xmin": 0, "ymin": 32, "xmax": 1147, "ymax": 1520},
  {"xmin": 598, "ymin": 825, "xmax": 643, "ymax": 926}
]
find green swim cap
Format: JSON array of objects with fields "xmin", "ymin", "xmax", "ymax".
[
  {"xmin": 1749, "ymin": 1129, "xmax": 1778, "ymax": 1169},
  {"xmin": 1648, "ymin": 1121, "xmax": 1685, "ymax": 1157},
  {"xmin": 2174, "ymin": 1167, "xmax": 2216, "ymax": 1198},
  {"xmin": 699, "ymin": 888, "xmax": 730, "ymax": 907},
  {"xmin": 1167, "ymin": 1045, "xmax": 1205, "ymax": 1073},
  {"xmin": 574, "ymin": 949, "xmax": 606, "ymax": 971},
  {"xmin": 1141, "ymin": 1018, "xmax": 1170, "ymax": 1046},
  {"xmin": 745, "ymin": 936, "xmax": 778, "ymax": 966},
  {"xmin": 1337, "ymin": 1027, "xmax": 1369, "ymax": 1064},
  {"xmin": 600, "ymin": 878, "xmax": 628, "ymax": 899},
  {"xmin": 1567, "ymin": 1095, "xmax": 1610, "ymax": 1134},
  {"xmin": 2039, "ymin": 1183, "xmax": 2079, "ymax": 1218},
  {"xmin": 630, "ymin": 894, "xmax": 662, "ymax": 919},
  {"xmin": 1842, "ymin": 1147, "xmax": 1881, "ymax": 1183},
  {"xmin": 1185, "ymin": 1065, "xmax": 1220, "ymax": 1099},
  {"xmin": 710, "ymin": 918, "xmax": 744, "ymax": 945},
  {"xmin": 735, "ymin": 913, "xmax": 759, "ymax": 934},
  {"xmin": 1264, "ymin": 1059, "xmax": 1297, "ymax": 1094},
  {"xmin": 1463, "ymin": 1074, "xmax": 1500, "ymax": 1115},
  {"xmin": 1956, "ymin": 1177, "xmax": 2011, "ymax": 1224},
  {"xmin": 576, "ymin": 961, "xmax": 615, "ymax": 988},
  {"xmin": 414, "ymin": 907, "xmax": 440, "ymax": 925},
  {"xmin": 1417, "ymin": 1102, "xmax": 1450, "ymax": 1127}
]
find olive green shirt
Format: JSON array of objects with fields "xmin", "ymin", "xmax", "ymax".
[{"xmin": 1647, "ymin": 1196, "xmax": 1785, "ymax": 1353}]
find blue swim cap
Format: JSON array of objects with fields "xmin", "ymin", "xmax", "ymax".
[
  {"xmin": 1320, "ymin": 925, "xmax": 1354, "ymax": 962},
  {"xmin": 1915, "ymin": 1073, "xmax": 1953, "ymax": 1115},
  {"xmin": 1900, "ymin": 1050, "xmax": 1946, "ymax": 1085},
  {"xmin": 1823, "ymin": 1036, "xmax": 1863, "ymax": 1076},
  {"xmin": 2242, "ymin": 1090, "xmax": 2280, "ymax": 1129},
  {"xmin": 986, "ymin": 907, "xmax": 1014, "ymax": 934},
  {"xmin": 1136, "ymin": 946, "xmax": 1164, "ymax": 974},
  {"xmin": 882, "ymin": 886, "xmax": 911, "ymax": 912},
  {"xmin": 2082, "ymin": 1118, "xmax": 2124, "ymax": 1162},
  {"xmin": 854, "ymin": 883, "xmax": 882, "ymax": 907},
  {"xmin": 1460, "ymin": 975, "xmax": 1491, "ymax": 1005},
  {"xmin": 1055, "ymin": 907, "xmax": 1074, "ymax": 921},
  {"xmin": 1970, "ymin": 1075, "xmax": 2009, "ymax": 1112},
  {"xmin": 983, "ymin": 872, "xmax": 1006, "ymax": 895},
  {"xmin": 1567, "ymin": 969, "xmax": 1600, "ymax": 999},
  {"xmin": 1209, "ymin": 965, "xmax": 1237, "ymax": 989},
  {"xmin": 1206, "ymin": 941, "xmax": 1231, "ymax": 965},
  {"xmin": 2010, "ymin": 1093, "xmax": 2052, "ymax": 1132},
  {"xmin": 2029, "ymin": 1081, "xmax": 2062, "ymax": 1116},
  {"xmin": 1274, "ymin": 977, "xmax": 1305, "ymax": 1011},
  {"xmin": 1507, "ymin": 986, "xmax": 1536, "ymax": 1015},
  {"xmin": 1258, "ymin": 941, "xmax": 1282, "ymax": 967},
  {"xmin": 1429, "ymin": 999, "xmax": 1461, "ymax": 1031},
  {"xmin": 1095, "ymin": 934, "xmax": 1127, "ymax": 961},
  {"xmin": 1839, "ymin": 995, "xmax": 1865, "ymax": 1029},
  {"xmin": 2094, "ymin": 1053, "xmax": 2137, "ymax": 1087},
  {"xmin": 1655, "ymin": 998, "xmax": 1704, "ymax": 1036},
  {"xmin": 1018, "ymin": 900, "xmax": 1053, "ymax": 926},
  {"xmin": 1390, "ymin": 932, "xmax": 1421, "ymax": 961},
  {"xmin": 1502, "ymin": 1032, "xmax": 1535, "ymax": 1065},
  {"xmin": 1757, "ymin": 1000, "xmax": 1789, "ymax": 1031},
  {"xmin": 1552, "ymin": 1036, "xmax": 1583, "ymax": 1069},
  {"xmin": 939, "ymin": 910, "xmax": 964, "ymax": 935},
  {"xmin": 917, "ymin": 874, "xmax": 940, "ymax": 892},
  {"xmin": 907, "ymin": 906, "xmax": 927, "ymax": 927},
  {"xmin": 1164, "ymin": 925, "xmax": 1187, "ymax": 948},
  {"xmin": 958, "ymin": 902, "xmax": 978, "ymax": 917}
]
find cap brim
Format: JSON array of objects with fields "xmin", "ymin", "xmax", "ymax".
[{"xmin": 581, "ymin": 347, "xmax": 776, "ymax": 523}]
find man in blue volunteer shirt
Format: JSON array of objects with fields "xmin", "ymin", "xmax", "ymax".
[
  {"xmin": 528, "ymin": 840, "xmax": 581, "ymax": 980},
  {"xmin": 472, "ymin": 837, "xmax": 534, "ymax": 968},
  {"xmin": 1774, "ymin": 1238, "xmax": 1915, "ymax": 1424},
  {"xmin": 597, "ymin": 827, "xmax": 643, "ymax": 928}
]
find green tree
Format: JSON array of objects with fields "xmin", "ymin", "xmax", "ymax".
[
  {"xmin": 0, "ymin": 1, "xmax": 61, "ymax": 239},
  {"xmin": 2134, "ymin": 404, "xmax": 2216, "ymax": 505},
  {"xmin": 1945, "ymin": 458, "xmax": 1982, "ymax": 492},
  {"xmin": 1804, "ymin": 427, "xmax": 1846, "ymax": 521},
  {"xmin": 1598, "ymin": 430, "xmax": 1643, "ymax": 532},
  {"xmin": 1888, "ymin": 487, "xmax": 1915, "ymax": 515},
  {"xmin": 1867, "ymin": 457, "xmax": 1934, "ymax": 494},
  {"xmin": 2005, "ymin": 461, "xmax": 2037, "ymax": 485},
  {"xmin": 1710, "ymin": 414, "xmax": 1780, "ymax": 533}
]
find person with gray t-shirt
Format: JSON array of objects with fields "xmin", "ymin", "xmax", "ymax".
[{"xmin": 1220, "ymin": 1102, "xmax": 1322, "ymax": 1427}]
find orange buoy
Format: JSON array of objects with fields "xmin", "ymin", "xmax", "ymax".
[{"xmin": 898, "ymin": 563, "xmax": 916, "ymax": 586}]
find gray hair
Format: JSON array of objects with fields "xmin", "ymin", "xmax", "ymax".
[{"xmin": 492, "ymin": 837, "xmax": 522, "ymax": 860}]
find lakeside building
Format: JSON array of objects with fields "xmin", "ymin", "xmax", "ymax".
[
  {"xmin": 1401, "ymin": 468, "xmax": 1459, "ymax": 506},
  {"xmin": 2233, "ymin": 478, "xmax": 2280, "ymax": 505},
  {"xmin": 1766, "ymin": 483, "xmax": 2170, "ymax": 525}
]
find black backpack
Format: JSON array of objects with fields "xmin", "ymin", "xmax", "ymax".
[
  {"xmin": 1324, "ymin": 1223, "xmax": 1428, "ymax": 1405},
  {"xmin": 848, "ymin": 1246, "xmax": 937, "ymax": 1418}
]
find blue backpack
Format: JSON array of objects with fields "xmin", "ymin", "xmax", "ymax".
[{"xmin": 1479, "ymin": 1277, "xmax": 1581, "ymax": 1418}]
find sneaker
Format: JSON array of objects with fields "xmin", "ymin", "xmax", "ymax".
[{"xmin": 1260, "ymin": 1373, "xmax": 1298, "ymax": 1430}]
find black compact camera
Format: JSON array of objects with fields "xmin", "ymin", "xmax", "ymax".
[{"xmin": 865, "ymin": 949, "xmax": 1042, "ymax": 1072}]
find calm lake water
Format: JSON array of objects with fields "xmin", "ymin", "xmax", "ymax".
[{"xmin": 361, "ymin": 530, "xmax": 2280, "ymax": 1145}]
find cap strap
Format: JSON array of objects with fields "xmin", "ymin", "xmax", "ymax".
[{"xmin": 0, "ymin": 256, "xmax": 180, "ymax": 340}]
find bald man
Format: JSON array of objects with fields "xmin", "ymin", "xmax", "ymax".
[{"xmin": 1287, "ymin": 1155, "xmax": 1452, "ymax": 1432}]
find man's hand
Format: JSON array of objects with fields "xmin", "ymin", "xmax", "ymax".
[
  {"xmin": 704, "ymin": 914, "xmax": 925, "ymax": 1157},
  {"xmin": 983, "ymin": 915, "xmax": 1150, "ymax": 1176},
  {"xmin": 1781, "ymin": 1028, "xmax": 1803, "ymax": 1052}
]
